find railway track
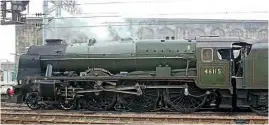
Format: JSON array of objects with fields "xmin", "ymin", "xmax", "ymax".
[
  {"xmin": 1, "ymin": 106, "xmax": 268, "ymax": 124},
  {"xmin": 1, "ymin": 102, "xmax": 27, "ymax": 107}
]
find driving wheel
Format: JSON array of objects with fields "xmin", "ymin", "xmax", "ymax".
[
  {"xmin": 165, "ymin": 83, "xmax": 208, "ymax": 113},
  {"xmin": 118, "ymin": 82, "xmax": 159, "ymax": 112}
]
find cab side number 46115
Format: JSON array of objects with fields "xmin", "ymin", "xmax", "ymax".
[{"xmin": 204, "ymin": 68, "xmax": 221, "ymax": 74}]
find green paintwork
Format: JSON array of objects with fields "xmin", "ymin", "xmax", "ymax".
[
  {"xmin": 42, "ymin": 39, "xmax": 197, "ymax": 76},
  {"xmin": 199, "ymin": 64, "xmax": 228, "ymax": 87},
  {"xmin": 135, "ymin": 40, "xmax": 196, "ymax": 56},
  {"xmin": 196, "ymin": 48, "xmax": 231, "ymax": 89},
  {"xmin": 40, "ymin": 37, "xmax": 267, "ymax": 91},
  {"xmin": 156, "ymin": 66, "xmax": 171, "ymax": 76},
  {"xmin": 244, "ymin": 42, "xmax": 268, "ymax": 89},
  {"xmin": 195, "ymin": 38, "xmax": 232, "ymax": 89}
]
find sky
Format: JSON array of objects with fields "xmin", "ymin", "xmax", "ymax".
[{"xmin": 0, "ymin": 0, "xmax": 268, "ymax": 62}]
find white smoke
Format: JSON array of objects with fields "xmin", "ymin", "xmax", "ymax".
[
  {"xmin": 46, "ymin": 14, "xmax": 132, "ymax": 44},
  {"xmin": 46, "ymin": 18, "xmax": 95, "ymax": 44}
]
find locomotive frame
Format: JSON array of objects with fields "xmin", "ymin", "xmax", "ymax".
[{"xmin": 13, "ymin": 36, "xmax": 268, "ymax": 115}]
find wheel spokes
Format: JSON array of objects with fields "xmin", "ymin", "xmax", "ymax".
[
  {"xmin": 25, "ymin": 92, "xmax": 41, "ymax": 110},
  {"xmin": 86, "ymin": 92, "xmax": 117, "ymax": 111},
  {"xmin": 59, "ymin": 98, "xmax": 77, "ymax": 110},
  {"xmin": 165, "ymin": 84, "xmax": 207, "ymax": 113},
  {"xmin": 120, "ymin": 88, "xmax": 159, "ymax": 112},
  {"xmin": 248, "ymin": 92, "xmax": 268, "ymax": 116}
]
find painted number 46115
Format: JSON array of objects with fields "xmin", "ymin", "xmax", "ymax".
[{"xmin": 204, "ymin": 68, "xmax": 222, "ymax": 74}]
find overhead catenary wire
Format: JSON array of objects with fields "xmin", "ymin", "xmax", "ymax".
[
  {"xmin": 79, "ymin": 0, "xmax": 177, "ymax": 5},
  {"xmin": 29, "ymin": 20, "xmax": 268, "ymax": 29},
  {"xmin": 41, "ymin": 15, "xmax": 121, "ymax": 19},
  {"xmin": 32, "ymin": 11, "xmax": 268, "ymax": 20},
  {"xmin": 27, "ymin": 11, "xmax": 268, "ymax": 29},
  {"xmin": 41, "ymin": 0, "xmax": 268, "ymax": 18},
  {"xmin": 154, "ymin": 11, "xmax": 268, "ymax": 15},
  {"xmin": 45, "ymin": 0, "xmax": 178, "ymax": 6},
  {"xmin": 43, "ymin": 11, "xmax": 269, "ymax": 16},
  {"xmin": 28, "ymin": 10, "xmax": 268, "ymax": 16},
  {"xmin": 26, "ymin": 3, "xmax": 268, "ymax": 29}
]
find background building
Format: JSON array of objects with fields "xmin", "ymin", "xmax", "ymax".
[
  {"xmin": 125, "ymin": 18, "xmax": 268, "ymax": 42},
  {"xmin": 15, "ymin": 17, "xmax": 43, "ymax": 62},
  {"xmin": 0, "ymin": 61, "xmax": 16, "ymax": 85}
]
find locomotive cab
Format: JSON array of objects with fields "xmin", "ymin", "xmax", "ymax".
[
  {"xmin": 195, "ymin": 36, "xmax": 268, "ymax": 114},
  {"xmin": 195, "ymin": 36, "xmax": 242, "ymax": 91},
  {"xmin": 195, "ymin": 36, "xmax": 252, "ymax": 91}
]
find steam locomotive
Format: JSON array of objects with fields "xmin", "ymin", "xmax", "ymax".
[{"xmin": 13, "ymin": 36, "xmax": 268, "ymax": 115}]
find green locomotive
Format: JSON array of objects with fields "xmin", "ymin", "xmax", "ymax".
[{"xmin": 14, "ymin": 36, "xmax": 268, "ymax": 115}]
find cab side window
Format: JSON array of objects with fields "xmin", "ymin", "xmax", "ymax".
[
  {"xmin": 201, "ymin": 48, "xmax": 213, "ymax": 62},
  {"xmin": 217, "ymin": 49, "xmax": 234, "ymax": 60}
]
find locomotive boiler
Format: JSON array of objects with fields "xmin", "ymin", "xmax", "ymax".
[
  {"xmin": 13, "ymin": 36, "xmax": 268, "ymax": 115},
  {"xmin": 18, "ymin": 38, "xmax": 196, "ymax": 77}
]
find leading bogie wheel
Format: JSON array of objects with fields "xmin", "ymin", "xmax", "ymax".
[{"xmin": 25, "ymin": 92, "xmax": 41, "ymax": 110}]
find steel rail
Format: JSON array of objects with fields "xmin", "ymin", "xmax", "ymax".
[{"xmin": 1, "ymin": 103, "xmax": 28, "ymax": 108}]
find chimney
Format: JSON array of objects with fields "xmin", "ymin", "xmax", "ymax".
[{"xmin": 45, "ymin": 39, "xmax": 62, "ymax": 45}]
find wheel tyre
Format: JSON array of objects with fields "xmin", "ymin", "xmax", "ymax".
[
  {"xmin": 59, "ymin": 97, "xmax": 77, "ymax": 110},
  {"xmin": 248, "ymin": 92, "xmax": 268, "ymax": 116},
  {"xmin": 165, "ymin": 84, "xmax": 208, "ymax": 113},
  {"xmin": 25, "ymin": 92, "xmax": 41, "ymax": 110}
]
